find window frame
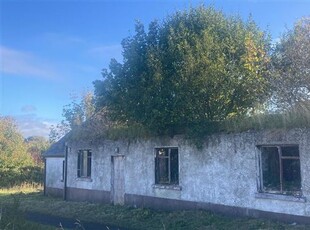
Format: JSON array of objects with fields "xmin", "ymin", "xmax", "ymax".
[
  {"xmin": 77, "ymin": 149, "xmax": 92, "ymax": 178},
  {"xmin": 154, "ymin": 147, "xmax": 179, "ymax": 186},
  {"xmin": 258, "ymin": 144, "xmax": 302, "ymax": 196}
]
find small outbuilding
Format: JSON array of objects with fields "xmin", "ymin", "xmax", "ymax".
[{"xmin": 44, "ymin": 136, "xmax": 66, "ymax": 197}]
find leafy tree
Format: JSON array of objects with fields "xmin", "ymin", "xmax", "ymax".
[
  {"xmin": 49, "ymin": 92, "xmax": 95, "ymax": 143},
  {"xmin": 94, "ymin": 6, "xmax": 271, "ymax": 134},
  {"xmin": 271, "ymin": 17, "xmax": 310, "ymax": 109},
  {"xmin": 25, "ymin": 136, "xmax": 49, "ymax": 166},
  {"xmin": 49, "ymin": 122, "xmax": 70, "ymax": 144},
  {"xmin": 0, "ymin": 116, "xmax": 35, "ymax": 187}
]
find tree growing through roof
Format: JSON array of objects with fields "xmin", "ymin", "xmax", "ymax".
[
  {"xmin": 94, "ymin": 6, "xmax": 271, "ymax": 135},
  {"xmin": 271, "ymin": 17, "xmax": 310, "ymax": 110},
  {"xmin": 49, "ymin": 91, "xmax": 95, "ymax": 143}
]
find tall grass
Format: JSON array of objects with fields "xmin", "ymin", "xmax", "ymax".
[
  {"xmin": 0, "ymin": 183, "xmax": 42, "ymax": 195},
  {"xmin": 223, "ymin": 106, "xmax": 310, "ymax": 133},
  {"xmin": 0, "ymin": 186, "xmax": 308, "ymax": 230},
  {"xmin": 0, "ymin": 190, "xmax": 53, "ymax": 230}
]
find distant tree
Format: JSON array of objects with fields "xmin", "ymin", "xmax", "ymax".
[
  {"xmin": 49, "ymin": 92, "xmax": 95, "ymax": 143},
  {"xmin": 0, "ymin": 116, "xmax": 34, "ymax": 187},
  {"xmin": 49, "ymin": 122, "xmax": 70, "ymax": 144},
  {"xmin": 271, "ymin": 17, "xmax": 310, "ymax": 109},
  {"xmin": 94, "ymin": 6, "xmax": 271, "ymax": 134},
  {"xmin": 25, "ymin": 136, "xmax": 49, "ymax": 166}
]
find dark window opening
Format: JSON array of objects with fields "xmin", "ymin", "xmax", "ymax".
[
  {"xmin": 77, "ymin": 150, "xmax": 92, "ymax": 178},
  {"xmin": 155, "ymin": 147, "xmax": 179, "ymax": 185},
  {"xmin": 260, "ymin": 145, "xmax": 301, "ymax": 196}
]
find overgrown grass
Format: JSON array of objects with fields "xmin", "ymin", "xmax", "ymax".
[
  {"xmin": 0, "ymin": 187, "xmax": 308, "ymax": 230},
  {"xmin": 186, "ymin": 108, "xmax": 310, "ymax": 147},
  {"xmin": 70, "ymin": 120, "xmax": 154, "ymax": 142},
  {"xmin": 105, "ymin": 123, "xmax": 154, "ymax": 140},
  {"xmin": 0, "ymin": 183, "xmax": 42, "ymax": 196},
  {"xmin": 70, "ymin": 106, "xmax": 310, "ymax": 149},
  {"xmin": 0, "ymin": 165, "xmax": 44, "ymax": 188},
  {"xmin": 0, "ymin": 190, "xmax": 54, "ymax": 230},
  {"xmin": 222, "ymin": 111, "xmax": 310, "ymax": 133}
]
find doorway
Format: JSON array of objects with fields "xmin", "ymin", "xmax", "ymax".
[{"xmin": 111, "ymin": 155, "xmax": 125, "ymax": 205}]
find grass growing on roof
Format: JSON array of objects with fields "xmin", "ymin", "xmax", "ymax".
[
  {"xmin": 68, "ymin": 103, "xmax": 310, "ymax": 147},
  {"xmin": 223, "ymin": 107, "xmax": 310, "ymax": 133}
]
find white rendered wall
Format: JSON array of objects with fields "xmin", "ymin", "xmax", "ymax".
[
  {"xmin": 45, "ymin": 157, "xmax": 64, "ymax": 189},
  {"xmin": 65, "ymin": 129, "xmax": 310, "ymax": 217}
]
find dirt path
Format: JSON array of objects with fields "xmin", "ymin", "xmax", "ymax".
[{"xmin": 26, "ymin": 211, "xmax": 130, "ymax": 230}]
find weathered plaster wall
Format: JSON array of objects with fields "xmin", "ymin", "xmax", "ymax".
[
  {"xmin": 63, "ymin": 129, "xmax": 310, "ymax": 217},
  {"xmin": 123, "ymin": 133, "xmax": 255, "ymax": 205},
  {"xmin": 254, "ymin": 129, "xmax": 310, "ymax": 216},
  {"xmin": 45, "ymin": 157, "xmax": 64, "ymax": 189},
  {"xmin": 67, "ymin": 141, "xmax": 109, "ymax": 192}
]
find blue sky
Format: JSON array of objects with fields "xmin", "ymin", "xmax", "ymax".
[{"xmin": 0, "ymin": 0, "xmax": 309, "ymax": 138}]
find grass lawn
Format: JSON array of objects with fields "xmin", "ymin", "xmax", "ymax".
[
  {"xmin": 0, "ymin": 185, "xmax": 309, "ymax": 230},
  {"xmin": 0, "ymin": 185, "xmax": 55, "ymax": 230}
]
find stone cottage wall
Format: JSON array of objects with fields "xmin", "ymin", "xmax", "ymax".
[{"xmin": 63, "ymin": 129, "xmax": 310, "ymax": 223}]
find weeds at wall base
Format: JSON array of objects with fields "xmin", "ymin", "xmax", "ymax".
[{"xmin": 0, "ymin": 188, "xmax": 308, "ymax": 230}]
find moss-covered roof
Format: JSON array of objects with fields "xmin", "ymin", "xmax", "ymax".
[{"xmin": 68, "ymin": 108, "xmax": 112, "ymax": 141}]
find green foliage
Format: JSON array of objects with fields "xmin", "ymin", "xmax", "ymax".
[
  {"xmin": 94, "ymin": 6, "xmax": 271, "ymax": 135},
  {"xmin": 49, "ymin": 92, "xmax": 95, "ymax": 143},
  {"xmin": 0, "ymin": 117, "xmax": 35, "ymax": 187},
  {"xmin": 68, "ymin": 107, "xmax": 154, "ymax": 142},
  {"xmin": 0, "ymin": 166, "xmax": 43, "ymax": 189},
  {"xmin": 25, "ymin": 136, "xmax": 49, "ymax": 166},
  {"xmin": 271, "ymin": 17, "xmax": 310, "ymax": 109},
  {"xmin": 0, "ymin": 117, "xmax": 44, "ymax": 188},
  {"xmin": 105, "ymin": 122, "xmax": 154, "ymax": 140},
  {"xmin": 49, "ymin": 122, "xmax": 70, "ymax": 144},
  {"xmin": 222, "ymin": 103, "xmax": 310, "ymax": 133}
]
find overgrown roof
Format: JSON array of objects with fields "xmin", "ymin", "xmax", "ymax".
[
  {"xmin": 67, "ymin": 108, "xmax": 113, "ymax": 141},
  {"xmin": 48, "ymin": 102, "xmax": 310, "ymax": 148}
]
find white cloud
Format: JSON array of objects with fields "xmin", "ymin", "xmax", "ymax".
[
  {"xmin": 0, "ymin": 46, "xmax": 60, "ymax": 80},
  {"xmin": 21, "ymin": 105, "xmax": 37, "ymax": 113},
  {"xmin": 272, "ymin": 37, "xmax": 281, "ymax": 44},
  {"xmin": 41, "ymin": 32, "xmax": 85, "ymax": 46},
  {"xmin": 14, "ymin": 113, "xmax": 58, "ymax": 138},
  {"xmin": 88, "ymin": 44, "xmax": 123, "ymax": 64}
]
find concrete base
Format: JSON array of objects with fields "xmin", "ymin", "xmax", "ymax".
[
  {"xmin": 45, "ymin": 187, "xmax": 63, "ymax": 198},
  {"xmin": 47, "ymin": 186, "xmax": 310, "ymax": 224},
  {"xmin": 125, "ymin": 193, "xmax": 310, "ymax": 225},
  {"xmin": 66, "ymin": 187, "xmax": 111, "ymax": 203}
]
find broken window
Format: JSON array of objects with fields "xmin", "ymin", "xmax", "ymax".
[
  {"xmin": 77, "ymin": 150, "xmax": 92, "ymax": 178},
  {"xmin": 155, "ymin": 147, "xmax": 179, "ymax": 185},
  {"xmin": 259, "ymin": 145, "xmax": 301, "ymax": 196}
]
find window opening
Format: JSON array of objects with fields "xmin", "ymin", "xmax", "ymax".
[
  {"xmin": 260, "ymin": 145, "xmax": 301, "ymax": 196},
  {"xmin": 155, "ymin": 147, "xmax": 179, "ymax": 185},
  {"xmin": 77, "ymin": 150, "xmax": 92, "ymax": 178}
]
